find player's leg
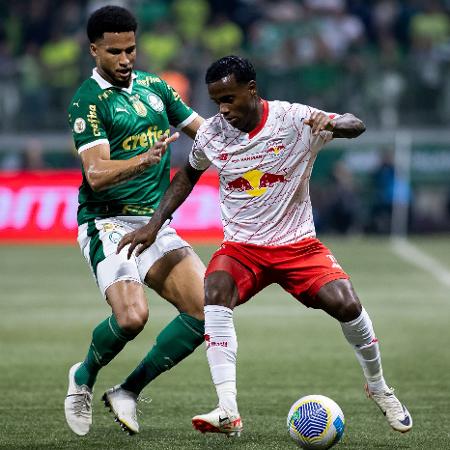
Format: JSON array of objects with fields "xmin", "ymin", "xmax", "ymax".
[
  {"xmin": 192, "ymin": 253, "xmax": 259, "ymax": 437},
  {"xmin": 103, "ymin": 228, "xmax": 206, "ymax": 434},
  {"xmin": 313, "ymin": 279, "xmax": 412, "ymax": 433},
  {"xmin": 65, "ymin": 219, "xmax": 147, "ymax": 436},
  {"xmin": 118, "ymin": 247, "xmax": 205, "ymax": 396}
]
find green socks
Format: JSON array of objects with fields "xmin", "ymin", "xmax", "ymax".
[
  {"xmin": 74, "ymin": 315, "xmax": 135, "ymax": 388},
  {"xmin": 121, "ymin": 313, "xmax": 205, "ymax": 395}
]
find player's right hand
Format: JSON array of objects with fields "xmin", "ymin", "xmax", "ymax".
[
  {"xmin": 116, "ymin": 221, "xmax": 159, "ymax": 259},
  {"xmin": 144, "ymin": 132, "xmax": 179, "ymax": 165}
]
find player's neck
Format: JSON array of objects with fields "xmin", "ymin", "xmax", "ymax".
[
  {"xmin": 243, "ymin": 98, "xmax": 264, "ymax": 133},
  {"xmin": 96, "ymin": 67, "xmax": 132, "ymax": 88}
]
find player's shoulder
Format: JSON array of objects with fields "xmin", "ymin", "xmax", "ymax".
[
  {"xmin": 198, "ymin": 114, "xmax": 223, "ymax": 134},
  {"xmin": 268, "ymin": 99, "xmax": 309, "ymax": 115},
  {"xmin": 193, "ymin": 114, "xmax": 226, "ymax": 147},
  {"xmin": 68, "ymin": 77, "xmax": 112, "ymax": 115}
]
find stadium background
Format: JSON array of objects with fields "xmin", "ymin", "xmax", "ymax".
[{"xmin": 1, "ymin": 1, "xmax": 449, "ymax": 449}]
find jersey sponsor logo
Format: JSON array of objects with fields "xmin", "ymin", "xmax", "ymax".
[
  {"xmin": 73, "ymin": 118, "xmax": 86, "ymax": 134},
  {"xmin": 136, "ymin": 76, "xmax": 161, "ymax": 86},
  {"xmin": 266, "ymin": 139, "xmax": 285, "ymax": 155},
  {"xmin": 122, "ymin": 126, "xmax": 170, "ymax": 151},
  {"xmin": 130, "ymin": 94, "xmax": 147, "ymax": 117},
  {"xmin": 147, "ymin": 94, "xmax": 164, "ymax": 113},
  {"xmin": 87, "ymin": 104, "xmax": 101, "ymax": 136},
  {"xmin": 72, "ymin": 100, "xmax": 80, "ymax": 108},
  {"xmin": 226, "ymin": 169, "xmax": 288, "ymax": 197},
  {"xmin": 122, "ymin": 205, "xmax": 155, "ymax": 215}
]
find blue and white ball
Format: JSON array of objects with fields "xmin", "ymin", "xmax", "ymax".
[{"xmin": 287, "ymin": 395, "xmax": 345, "ymax": 449}]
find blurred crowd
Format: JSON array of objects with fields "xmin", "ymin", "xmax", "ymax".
[{"xmin": 1, "ymin": 0, "xmax": 450, "ymax": 131}]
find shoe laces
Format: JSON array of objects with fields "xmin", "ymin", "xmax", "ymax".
[
  {"xmin": 72, "ymin": 389, "xmax": 92, "ymax": 417},
  {"xmin": 372, "ymin": 387, "xmax": 404, "ymax": 418}
]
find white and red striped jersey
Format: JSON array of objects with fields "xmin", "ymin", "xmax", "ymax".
[{"xmin": 189, "ymin": 100, "xmax": 339, "ymax": 246}]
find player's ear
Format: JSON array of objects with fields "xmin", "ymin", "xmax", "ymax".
[
  {"xmin": 248, "ymin": 80, "xmax": 257, "ymax": 96},
  {"xmin": 90, "ymin": 43, "xmax": 97, "ymax": 58}
]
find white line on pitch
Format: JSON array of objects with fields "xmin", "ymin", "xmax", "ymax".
[{"xmin": 391, "ymin": 237, "xmax": 450, "ymax": 287}]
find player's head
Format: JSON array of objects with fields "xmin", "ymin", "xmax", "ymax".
[
  {"xmin": 87, "ymin": 6, "xmax": 138, "ymax": 87},
  {"xmin": 206, "ymin": 56, "xmax": 260, "ymax": 132}
]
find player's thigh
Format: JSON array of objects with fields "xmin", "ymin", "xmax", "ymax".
[
  {"xmin": 145, "ymin": 246, "xmax": 206, "ymax": 319},
  {"xmin": 204, "ymin": 254, "xmax": 262, "ymax": 309},
  {"xmin": 78, "ymin": 217, "xmax": 145, "ymax": 298}
]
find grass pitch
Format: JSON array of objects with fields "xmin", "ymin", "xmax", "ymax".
[{"xmin": 1, "ymin": 237, "xmax": 449, "ymax": 449}]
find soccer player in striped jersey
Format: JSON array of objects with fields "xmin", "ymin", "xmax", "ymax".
[
  {"xmin": 64, "ymin": 6, "xmax": 206, "ymax": 436},
  {"xmin": 117, "ymin": 55, "xmax": 413, "ymax": 437}
]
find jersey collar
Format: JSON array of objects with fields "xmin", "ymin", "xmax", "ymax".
[
  {"xmin": 248, "ymin": 99, "xmax": 269, "ymax": 139},
  {"xmin": 91, "ymin": 68, "xmax": 137, "ymax": 94}
]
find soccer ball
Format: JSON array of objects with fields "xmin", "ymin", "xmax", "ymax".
[{"xmin": 287, "ymin": 395, "xmax": 345, "ymax": 449}]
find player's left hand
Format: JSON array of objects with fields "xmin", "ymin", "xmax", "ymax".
[
  {"xmin": 116, "ymin": 222, "xmax": 159, "ymax": 259},
  {"xmin": 304, "ymin": 111, "xmax": 335, "ymax": 135}
]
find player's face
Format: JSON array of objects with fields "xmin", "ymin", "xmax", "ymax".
[
  {"xmin": 208, "ymin": 75, "xmax": 259, "ymax": 132},
  {"xmin": 90, "ymin": 32, "xmax": 136, "ymax": 87}
]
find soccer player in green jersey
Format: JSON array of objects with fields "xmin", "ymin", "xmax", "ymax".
[{"xmin": 64, "ymin": 6, "xmax": 205, "ymax": 436}]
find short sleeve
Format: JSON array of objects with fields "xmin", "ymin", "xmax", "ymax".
[
  {"xmin": 304, "ymin": 106, "xmax": 342, "ymax": 145},
  {"xmin": 68, "ymin": 98, "xmax": 109, "ymax": 154},
  {"xmin": 158, "ymin": 79, "xmax": 197, "ymax": 129},
  {"xmin": 189, "ymin": 134, "xmax": 211, "ymax": 171}
]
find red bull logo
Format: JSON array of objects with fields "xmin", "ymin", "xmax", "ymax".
[
  {"xmin": 226, "ymin": 169, "xmax": 287, "ymax": 197},
  {"xmin": 267, "ymin": 142, "xmax": 285, "ymax": 155}
]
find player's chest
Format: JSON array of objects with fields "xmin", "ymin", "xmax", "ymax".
[
  {"xmin": 106, "ymin": 90, "xmax": 169, "ymax": 130},
  {"xmin": 212, "ymin": 130, "xmax": 309, "ymax": 175}
]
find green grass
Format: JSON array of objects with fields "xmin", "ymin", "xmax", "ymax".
[{"xmin": 1, "ymin": 237, "xmax": 449, "ymax": 449}]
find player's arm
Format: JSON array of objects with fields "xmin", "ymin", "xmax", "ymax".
[
  {"xmin": 117, "ymin": 161, "xmax": 205, "ymax": 258},
  {"xmin": 180, "ymin": 115, "xmax": 205, "ymax": 139},
  {"xmin": 305, "ymin": 112, "xmax": 365, "ymax": 138},
  {"xmin": 80, "ymin": 133, "xmax": 179, "ymax": 191}
]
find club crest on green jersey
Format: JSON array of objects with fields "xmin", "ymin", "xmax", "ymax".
[
  {"xmin": 130, "ymin": 94, "xmax": 148, "ymax": 117},
  {"xmin": 147, "ymin": 94, "xmax": 164, "ymax": 113}
]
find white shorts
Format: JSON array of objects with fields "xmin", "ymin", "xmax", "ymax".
[{"xmin": 77, "ymin": 216, "xmax": 190, "ymax": 298}]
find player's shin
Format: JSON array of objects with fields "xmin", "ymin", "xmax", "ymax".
[
  {"xmin": 75, "ymin": 315, "xmax": 137, "ymax": 388},
  {"xmin": 339, "ymin": 307, "xmax": 388, "ymax": 392},
  {"xmin": 120, "ymin": 313, "xmax": 204, "ymax": 394},
  {"xmin": 204, "ymin": 305, "xmax": 238, "ymax": 414}
]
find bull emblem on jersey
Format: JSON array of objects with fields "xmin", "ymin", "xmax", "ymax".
[
  {"xmin": 267, "ymin": 140, "xmax": 285, "ymax": 155},
  {"xmin": 226, "ymin": 169, "xmax": 288, "ymax": 197}
]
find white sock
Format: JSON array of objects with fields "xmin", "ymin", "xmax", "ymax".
[
  {"xmin": 340, "ymin": 307, "xmax": 388, "ymax": 392},
  {"xmin": 204, "ymin": 305, "xmax": 238, "ymax": 413}
]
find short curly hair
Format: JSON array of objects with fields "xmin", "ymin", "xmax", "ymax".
[
  {"xmin": 87, "ymin": 6, "xmax": 137, "ymax": 43},
  {"xmin": 205, "ymin": 55, "xmax": 256, "ymax": 85}
]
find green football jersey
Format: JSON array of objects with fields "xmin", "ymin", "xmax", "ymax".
[{"xmin": 68, "ymin": 69, "xmax": 197, "ymax": 225}]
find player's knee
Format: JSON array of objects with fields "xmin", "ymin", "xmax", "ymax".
[
  {"xmin": 204, "ymin": 271, "xmax": 237, "ymax": 308},
  {"xmin": 335, "ymin": 288, "xmax": 362, "ymax": 322},
  {"xmin": 117, "ymin": 307, "xmax": 148, "ymax": 334},
  {"xmin": 182, "ymin": 300, "xmax": 205, "ymax": 320},
  {"xmin": 339, "ymin": 296, "xmax": 362, "ymax": 322}
]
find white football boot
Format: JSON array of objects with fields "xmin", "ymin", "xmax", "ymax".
[
  {"xmin": 102, "ymin": 385, "xmax": 139, "ymax": 434},
  {"xmin": 365, "ymin": 384, "xmax": 413, "ymax": 433},
  {"xmin": 64, "ymin": 362, "xmax": 93, "ymax": 436},
  {"xmin": 192, "ymin": 406, "xmax": 243, "ymax": 437}
]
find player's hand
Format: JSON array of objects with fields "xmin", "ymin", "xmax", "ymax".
[
  {"xmin": 116, "ymin": 222, "xmax": 160, "ymax": 259},
  {"xmin": 304, "ymin": 112, "xmax": 335, "ymax": 136},
  {"xmin": 144, "ymin": 132, "xmax": 180, "ymax": 166}
]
